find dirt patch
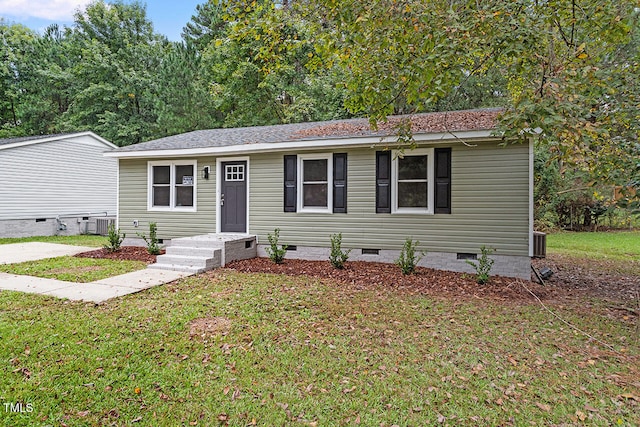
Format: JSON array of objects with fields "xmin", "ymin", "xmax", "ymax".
[
  {"xmin": 75, "ymin": 246, "xmax": 164, "ymax": 264},
  {"xmin": 189, "ymin": 317, "xmax": 232, "ymax": 340},
  {"xmin": 532, "ymin": 254, "xmax": 640, "ymax": 303}
]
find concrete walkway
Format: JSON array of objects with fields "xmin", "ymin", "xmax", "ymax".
[{"xmin": 0, "ymin": 243, "xmax": 192, "ymax": 303}]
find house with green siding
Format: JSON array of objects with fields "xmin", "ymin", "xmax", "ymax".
[{"xmin": 106, "ymin": 108, "xmax": 533, "ymax": 279}]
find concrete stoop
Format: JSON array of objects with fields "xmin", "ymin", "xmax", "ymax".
[{"xmin": 149, "ymin": 234, "xmax": 257, "ymax": 274}]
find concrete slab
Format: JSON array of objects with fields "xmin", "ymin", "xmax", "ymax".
[
  {"xmin": 0, "ymin": 267, "xmax": 193, "ymax": 303},
  {"xmin": 45, "ymin": 282, "xmax": 142, "ymax": 304},
  {"xmin": 0, "ymin": 272, "xmax": 77, "ymax": 294},
  {"xmin": 0, "ymin": 242, "xmax": 97, "ymax": 264},
  {"xmin": 93, "ymin": 269, "xmax": 192, "ymax": 290}
]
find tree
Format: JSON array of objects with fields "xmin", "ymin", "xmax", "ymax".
[
  {"xmin": 301, "ymin": 0, "xmax": 639, "ymax": 197},
  {"xmin": 0, "ymin": 21, "xmax": 40, "ymax": 136},
  {"xmin": 202, "ymin": 0, "xmax": 351, "ymax": 127},
  {"xmin": 182, "ymin": 0, "xmax": 227, "ymax": 51},
  {"xmin": 59, "ymin": 0, "xmax": 167, "ymax": 146},
  {"xmin": 155, "ymin": 41, "xmax": 222, "ymax": 136}
]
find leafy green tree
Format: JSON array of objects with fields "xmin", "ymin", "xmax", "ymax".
[
  {"xmin": 59, "ymin": 0, "xmax": 167, "ymax": 145},
  {"xmin": 202, "ymin": 0, "xmax": 350, "ymax": 127},
  {"xmin": 155, "ymin": 42, "xmax": 222, "ymax": 136},
  {"xmin": 182, "ymin": 0, "xmax": 227, "ymax": 51},
  {"xmin": 303, "ymin": 0, "xmax": 639, "ymax": 200},
  {"xmin": 0, "ymin": 21, "xmax": 39, "ymax": 136}
]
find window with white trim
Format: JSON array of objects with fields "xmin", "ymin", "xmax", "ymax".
[
  {"xmin": 297, "ymin": 153, "xmax": 333, "ymax": 213},
  {"xmin": 225, "ymin": 164, "xmax": 245, "ymax": 181},
  {"xmin": 148, "ymin": 161, "xmax": 197, "ymax": 211},
  {"xmin": 392, "ymin": 148, "xmax": 434, "ymax": 214}
]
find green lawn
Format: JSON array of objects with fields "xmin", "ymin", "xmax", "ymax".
[
  {"xmin": 547, "ymin": 231, "xmax": 640, "ymax": 261},
  {"xmin": 0, "ymin": 256, "xmax": 147, "ymax": 283},
  {"xmin": 0, "ymin": 235, "xmax": 106, "ymax": 247},
  {"xmin": 1, "ymin": 271, "xmax": 637, "ymax": 426}
]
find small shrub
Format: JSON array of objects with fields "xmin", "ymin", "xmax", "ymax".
[
  {"xmin": 466, "ymin": 246, "xmax": 495, "ymax": 284},
  {"xmin": 137, "ymin": 222, "xmax": 161, "ymax": 255},
  {"xmin": 103, "ymin": 223, "xmax": 125, "ymax": 253},
  {"xmin": 329, "ymin": 233, "xmax": 351, "ymax": 269},
  {"xmin": 265, "ymin": 228, "xmax": 287, "ymax": 264},
  {"xmin": 396, "ymin": 238, "xmax": 425, "ymax": 275}
]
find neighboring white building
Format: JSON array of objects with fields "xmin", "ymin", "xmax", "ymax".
[{"xmin": 0, "ymin": 132, "xmax": 118, "ymax": 238}]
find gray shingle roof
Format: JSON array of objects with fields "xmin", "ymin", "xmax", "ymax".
[{"xmin": 114, "ymin": 108, "xmax": 502, "ymax": 153}]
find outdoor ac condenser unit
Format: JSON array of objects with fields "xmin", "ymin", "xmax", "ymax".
[{"xmin": 533, "ymin": 231, "xmax": 546, "ymax": 258}]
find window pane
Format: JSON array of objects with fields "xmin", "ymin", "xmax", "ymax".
[
  {"xmin": 303, "ymin": 183, "xmax": 327, "ymax": 207},
  {"xmin": 303, "ymin": 159, "xmax": 327, "ymax": 182},
  {"xmin": 176, "ymin": 165, "xmax": 194, "ymax": 185},
  {"xmin": 176, "ymin": 186, "xmax": 194, "ymax": 207},
  {"xmin": 398, "ymin": 182, "xmax": 427, "ymax": 208},
  {"xmin": 153, "ymin": 166, "xmax": 170, "ymax": 184},
  {"xmin": 153, "ymin": 186, "xmax": 170, "ymax": 206},
  {"xmin": 398, "ymin": 155, "xmax": 427, "ymax": 180}
]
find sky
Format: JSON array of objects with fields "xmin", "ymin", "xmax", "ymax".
[{"xmin": 0, "ymin": 0, "xmax": 204, "ymax": 41}]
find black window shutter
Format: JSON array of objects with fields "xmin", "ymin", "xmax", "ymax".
[
  {"xmin": 376, "ymin": 151, "xmax": 391, "ymax": 213},
  {"xmin": 434, "ymin": 147, "xmax": 452, "ymax": 214},
  {"xmin": 284, "ymin": 155, "xmax": 297, "ymax": 212},
  {"xmin": 333, "ymin": 153, "xmax": 347, "ymax": 213}
]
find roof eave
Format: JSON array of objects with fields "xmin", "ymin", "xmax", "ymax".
[
  {"xmin": 105, "ymin": 129, "xmax": 499, "ymax": 159},
  {"xmin": 0, "ymin": 131, "xmax": 117, "ymax": 151}
]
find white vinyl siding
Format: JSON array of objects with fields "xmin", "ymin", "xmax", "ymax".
[{"xmin": 0, "ymin": 134, "xmax": 116, "ymax": 220}]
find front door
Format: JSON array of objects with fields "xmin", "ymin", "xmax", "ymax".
[{"xmin": 220, "ymin": 161, "xmax": 247, "ymax": 233}]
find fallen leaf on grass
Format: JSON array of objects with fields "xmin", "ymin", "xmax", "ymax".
[
  {"xmin": 77, "ymin": 411, "xmax": 89, "ymax": 417},
  {"xmin": 620, "ymin": 393, "xmax": 639, "ymax": 401},
  {"xmin": 13, "ymin": 367, "xmax": 31, "ymax": 378},
  {"xmin": 343, "ymin": 386, "xmax": 356, "ymax": 394},
  {"xmin": 535, "ymin": 402, "xmax": 551, "ymax": 412}
]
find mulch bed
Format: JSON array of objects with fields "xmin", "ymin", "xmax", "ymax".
[
  {"xmin": 75, "ymin": 247, "xmax": 640, "ymax": 307},
  {"xmin": 75, "ymin": 246, "xmax": 164, "ymax": 264},
  {"xmin": 225, "ymin": 258, "xmax": 552, "ymax": 303}
]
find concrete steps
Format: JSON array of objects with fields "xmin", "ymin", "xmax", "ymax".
[{"xmin": 149, "ymin": 234, "xmax": 256, "ymax": 273}]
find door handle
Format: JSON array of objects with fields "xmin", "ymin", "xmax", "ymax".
[{"xmin": 221, "ymin": 194, "xmax": 224, "ymax": 206}]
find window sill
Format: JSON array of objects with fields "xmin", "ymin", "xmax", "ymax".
[
  {"xmin": 297, "ymin": 208, "xmax": 331, "ymax": 214},
  {"xmin": 148, "ymin": 207, "xmax": 197, "ymax": 213},
  {"xmin": 392, "ymin": 208, "xmax": 434, "ymax": 215}
]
